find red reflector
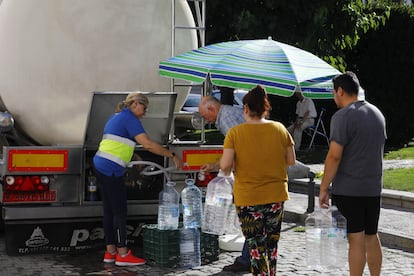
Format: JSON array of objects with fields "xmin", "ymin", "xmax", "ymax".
[
  {"xmin": 21, "ymin": 177, "xmax": 35, "ymax": 191},
  {"xmin": 3, "ymin": 190, "xmax": 57, "ymax": 203},
  {"xmin": 15, "ymin": 176, "xmax": 24, "ymax": 185},
  {"xmin": 31, "ymin": 176, "xmax": 41, "ymax": 185},
  {"xmin": 36, "ymin": 183, "xmax": 49, "ymax": 191}
]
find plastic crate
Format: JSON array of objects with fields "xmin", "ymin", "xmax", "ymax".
[
  {"xmin": 201, "ymin": 232, "xmax": 220, "ymax": 265},
  {"xmin": 142, "ymin": 224, "xmax": 180, "ymax": 268}
]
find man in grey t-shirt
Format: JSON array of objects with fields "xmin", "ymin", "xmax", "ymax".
[{"xmin": 319, "ymin": 72, "xmax": 386, "ymax": 276}]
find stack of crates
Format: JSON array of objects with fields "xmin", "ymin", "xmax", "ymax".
[
  {"xmin": 142, "ymin": 224, "xmax": 180, "ymax": 268},
  {"xmin": 200, "ymin": 232, "xmax": 220, "ymax": 265}
]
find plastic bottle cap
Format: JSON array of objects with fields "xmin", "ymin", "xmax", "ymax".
[
  {"xmin": 167, "ymin": 181, "xmax": 176, "ymax": 187},
  {"xmin": 185, "ymin": 178, "xmax": 195, "ymax": 185}
]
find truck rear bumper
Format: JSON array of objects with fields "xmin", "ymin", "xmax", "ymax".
[
  {"xmin": 2, "ymin": 202, "xmax": 159, "ymax": 256},
  {"xmin": 2, "ymin": 202, "xmax": 158, "ymax": 221}
]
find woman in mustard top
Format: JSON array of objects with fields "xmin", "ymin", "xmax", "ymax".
[{"xmin": 220, "ymin": 85, "xmax": 296, "ymax": 275}]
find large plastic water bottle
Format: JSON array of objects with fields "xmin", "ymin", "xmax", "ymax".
[
  {"xmin": 179, "ymin": 228, "xmax": 201, "ymax": 268},
  {"xmin": 305, "ymin": 206, "xmax": 332, "ymax": 269},
  {"xmin": 181, "ymin": 178, "xmax": 203, "ymax": 229},
  {"xmin": 157, "ymin": 181, "xmax": 180, "ymax": 230},
  {"xmin": 305, "ymin": 206, "xmax": 348, "ymax": 269},
  {"xmin": 224, "ymin": 203, "xmax": 241, "ymax": 234},
  {"xmin": 329, "ymin": 205, "xmax": 348, "ymax": 268},
  {"xmin": 201, "ymin": 170, "xmax": 233, "ymax": 235}
]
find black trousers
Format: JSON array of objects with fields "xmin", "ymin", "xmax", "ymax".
[{"xmin": 94, "ymin": 169, "xmax": 128, "ymax": 248}]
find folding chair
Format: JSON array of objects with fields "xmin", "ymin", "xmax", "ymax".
[{"xmin": 305, "ymin": 108, "xmax": 330, "ymax": 151}]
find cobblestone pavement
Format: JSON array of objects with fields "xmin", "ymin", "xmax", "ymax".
[
  {"xmin": 0, "ymin": 221, "xmax": 413, "ymax": 276},
  {"xmin": 0, "ymin": 160, "xmax": 413, "ymax": 275},
  {"xmin": 306, "ymin": 159, "xmax": 414, "ymax": 244}
]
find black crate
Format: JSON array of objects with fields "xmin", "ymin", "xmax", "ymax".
[
  {"xmin": 142, "ymin": 224, "xmax": 180, "ymax": 268},
  {"xmin": 201, "ymin": 232, "xmax": 220, "ymax": 265}
]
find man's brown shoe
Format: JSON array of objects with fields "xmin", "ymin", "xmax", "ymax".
[{"xmin": 223, "ymin": 261, "xmax": 250, "ymax": 272}]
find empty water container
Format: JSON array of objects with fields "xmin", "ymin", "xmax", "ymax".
[
  {"xmin": 305, "ymin": 206, "xmax": 348, "ymax": 269},
  {"xmin": 330, "ymin": 205, "xmax": 348, "ymax": 268},
  {"xmin": 305, "ymin": 206, "xmax": 332, "ymax": 269}
]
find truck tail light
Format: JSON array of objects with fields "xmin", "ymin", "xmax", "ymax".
[
  {"xmin": 5, "ymin": 175, "xmax": 50, "ymax": 191},
  {"xmin": 196, "ymin": 171, "xmax": 217, "ymax": 187}
]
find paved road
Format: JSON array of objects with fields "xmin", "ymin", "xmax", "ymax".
[
  {"xmin": 1, "ymin": 159, "xmax": 413, "ymax": 276},
  {"xmin": 0, "ymin": 221, "xmax": 413, "ymax": 275}
]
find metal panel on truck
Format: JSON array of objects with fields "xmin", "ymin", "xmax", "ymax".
[{"xmin": 1, "ymin": 145, "xmax": 82, "ymax": 206}]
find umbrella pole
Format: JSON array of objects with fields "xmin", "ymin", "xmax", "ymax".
[{"xmin": 200, "ymin": 75, "xmax": 212, "ymax": 143}]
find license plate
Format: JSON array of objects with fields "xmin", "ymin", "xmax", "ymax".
[{"xmin": 3, "ymin": 190, "xmax": 57, "ymax": 203}]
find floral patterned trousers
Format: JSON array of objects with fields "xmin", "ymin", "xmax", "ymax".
[{"xmin": 236, "ymin": 202, "xmax": 284, "ymax": 276}]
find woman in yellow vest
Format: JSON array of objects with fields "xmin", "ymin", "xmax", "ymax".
[
  {"xmin": 220, "ymin": 85, "xmax": 295, "ymax": 275},
  {"xmin": 93, "ymin": 92, "xmax": 182, "ymax": 266}
]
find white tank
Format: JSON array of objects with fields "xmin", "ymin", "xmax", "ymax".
[{"xmin": 0, "ymin": 0, "xmax": 197, "ymax": 145}]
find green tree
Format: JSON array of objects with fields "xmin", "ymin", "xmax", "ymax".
[
  {"xmin": 206, "ymin": 0, "xmax": 389, "ymax": 71},
  {"xmin": 206, "ymin": 1, "xmax": 414, "ymax": 147},
  {"xmin": 347, "ymin": 3, "xmax": 414, "ymax": 146}
]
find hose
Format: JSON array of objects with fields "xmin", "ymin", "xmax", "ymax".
[{"xmin": 127, "ymin": 160, "xmax": 175, "ymax": 182}]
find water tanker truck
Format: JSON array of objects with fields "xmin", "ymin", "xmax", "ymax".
[{"xmin": 0, "ymin": 0, "xmax": 221, "ymax": 255}]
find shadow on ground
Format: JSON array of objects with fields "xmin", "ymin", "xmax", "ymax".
[{"xmin": 296, "ymin": 147, "xmax": 328, "ymax": 164}]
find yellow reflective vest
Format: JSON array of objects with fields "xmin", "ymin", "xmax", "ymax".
[{"xmin": 95, "ymin": 134, "xmax": 136, "ymax": 167}]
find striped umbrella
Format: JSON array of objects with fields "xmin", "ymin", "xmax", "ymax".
[{"xmin": 159, "ymin": 37, "xmax": 341, "ymax": 99}]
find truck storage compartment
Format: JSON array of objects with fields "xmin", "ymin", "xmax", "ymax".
[{"xmin": 83, "ymin": 91, "xmax": 177, "ymax": 203}]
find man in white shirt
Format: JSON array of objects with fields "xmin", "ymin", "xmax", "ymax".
[{"xmin": 287, "ymin": 92, "xmax": 317, "ymax": 151}]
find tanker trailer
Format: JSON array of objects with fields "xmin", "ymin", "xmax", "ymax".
[
  {"xmin": 0, "ymin": 0, "xmax": 197, "ymax": 145},
  {"xmin": 0, "ymin": 0, "xmax": 210, "ymax": 255}
]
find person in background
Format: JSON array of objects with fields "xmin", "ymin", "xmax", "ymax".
[
  {"xmin": 220, "ymin": 85, "xmax": 296, "ymax": 275},
  {"xmin": 287, "ymin": 91, "xmax": 317, "ymax": 151},
  {"xmin": 198, "ymin": 95, "xmax": 251, "ymax": 272},
  {"xmin": 93, "ymin": 92, "xmax": 182, "ymax": 266},
  {"xmin": 319, "ymin": 72, "xmax": 386, "ymax": 276}
]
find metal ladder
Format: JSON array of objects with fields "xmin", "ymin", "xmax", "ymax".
[
  {"xmin": 170, "ymin": 0, "xmax": 206, "ymax": 93},
  {"xmin": 170, "ymin": 0, "xmax": 207, "ymax": 141}
]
